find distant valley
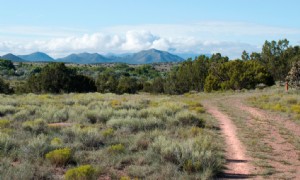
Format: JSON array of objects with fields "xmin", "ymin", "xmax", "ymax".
[{"xmin": 0, "ymin": 49, "xmax": 206, "ymax": 64}]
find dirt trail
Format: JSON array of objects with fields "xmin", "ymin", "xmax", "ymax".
[
  {"xmin": 202, "ymin": 101, "xmax": 254, "ymax": 179},
  {"xmin": 48, "ymin": 122, "xmax": 72, "ymax": 127},
  {"xmin": 235, "ymin": 100, "xmax": 300, "ymax": 137},
  {"xmin": 204, "ymin": 95, "xmax": 300, "ymax": 179},
  {"xmin": 229, "ymin": 99, "xmax": 300, "ymax": 179}
]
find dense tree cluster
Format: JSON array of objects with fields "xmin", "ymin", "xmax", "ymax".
[
  {"xmin": 204, "ymin": 60, "xmax": 274, "ymax": 92},
  {"xmin": 0, "ymin": 77, "xmax": 12, "ymax": 94},
  {"xmin": 0, "ymin": 59, "xmax": 16, "ymax": 76},
  {"xmin": 1, "ymin": 39, "xmax": 300, "ymax": 94},
  {"xmin": 250, "ymin": 39, "xmax": 300, "ymax": 82},
  {"xmin": 23, "ymin": 63, "xmax": 96, "ymax": 93}
]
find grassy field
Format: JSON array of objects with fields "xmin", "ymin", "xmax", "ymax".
[
  {"xmin": 248, "ymin": 88, "xmax": 300, "ymax": 121},
  {"xmin": 0, "ymin": 93, "xmax": 224, "ymax": 179}
]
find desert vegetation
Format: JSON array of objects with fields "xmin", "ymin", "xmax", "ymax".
[
  {"xmin": 0, "ymin": 93, "xmax": 224, "ymax": 179},
  {"xmin": 249, "ymin": 88, "xmax": 300, "ymax": 120}
]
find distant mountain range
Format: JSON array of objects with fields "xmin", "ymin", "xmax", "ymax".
[
  {"xmin": 19, "ymin": 52, "xmax": 54, "ymax": 62},
  {"xmin": 1, "ymin": 53, "xmax": 26, "ymax": 62},
  {"xmin": 57, "ymin": 53, "xmax": 111, "ymax": 64},
  {"xmin": 0, "ymin": 49, "xmax": 209, "ymax": 64}
]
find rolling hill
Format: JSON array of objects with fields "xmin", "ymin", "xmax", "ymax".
[
  {"xmin": 18, "ymin": 52, "xmax": 54, "ymax": 62},
  {"xmin": 1, "ymin": 53, "xmax": 26, "ymax": 62},
  {"xmin": 119, "ymin": 49, "xmax": 184, "ymax": 64},
  {"xmin": 56, "ymin": 53, "xmax": 112, "ymax": 64}
]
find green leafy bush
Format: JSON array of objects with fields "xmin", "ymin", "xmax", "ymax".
[
  {"xmin": 45, "ymin": 148, "xmax": 71, "ymax": 166},
  {"xmin": 0, "ymin": 77, "xmax": 13, "ymax": 94},
  {"xmin": 24, "ymin": 63, "xmax": 96, "ymax": 93},
  {"xmin": 204, "ymin": 60, "xmax": 274, "ymax": 92},
  {"xmin": 108, "ymin": 144, "xmax": 125, "ymax": 154},
  {"xmin": 64, "ymin": 165, "xmax": 96, "ymax": 180}
]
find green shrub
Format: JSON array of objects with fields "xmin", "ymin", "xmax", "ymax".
[
  {"xmin": 0, "ymin": 77, "xmax": 12, "ymax": 94},
  {"xmin": 45, "ymin": 148, "xmax": 71, "ymax": 166},
  {"xmin": 22, "ymin": 134, "xmax": 50, "ymax": 159},
  {"xmin": 85, "ymin": 109, "xmax": 112, "ymax": 124},
  {"xmin": 120, "ymin": 176, "xmax": 131, "ymax": 180},
  {"xmin": 291, "ymin": 105, "xmax": 300, "ymax": 114},
  {"xmin": 0, "ymin": 119, "xmax": 10, "ymax": 128},
  {"xmin": 152, "ymin": 136, "xmax": 223, "ymax": 175},
  {"xmin": 64, "ymin": 165, "xmax": 96, "ymax": 180},
  {"xmin": 107, "ymin": 117, "xmax": 163, "ymax": 131},
  {"xmin": 271, "ymin": 104, "xmax": 286, "ymax": 112},
  {"xmin": 0, "ymin": 105, "xmax": 15, "ymax": 116},
  {"xmin": 78, "ymin": 128, "xmax": 104, "ymax": 148},
  {"xmin": 102, "ymin": 128, "xmax": 114, "ymax": 138},
  {"xmin": 175, "ymin": 111, "xmax": 205, "ymax": 127},
  {"xmin": 53, "ymin": 108, "xmax": 69, "ymax": 122},
  {"xmin": 51, "ymin": 137, "xmax": 63, "ymax": 146},
  {"xmin": 108, "ymin": 144, "xmax": 125, "ymax": 154},
  {"xmin": 22, "ymin": 119, "xmax": 47, "ymax": 133},
  {"xmin": 0, "ymin": 132, "xmax": 15, "ymax": 155},
  {"xmin": 186, "ymin": 102, "xmax": 205, "ymax": 113},
  {"xmin": 13, "ymin": 110, "xmax": 32, "ymax": 122},
  {"xmin": 286, "ymin": 98, "xmax": 298, "ymax": 105}
]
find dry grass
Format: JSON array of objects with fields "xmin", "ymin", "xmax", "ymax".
[{"xmin": 0, "ymin": 92, "xmax": 224, "ymax": 179}]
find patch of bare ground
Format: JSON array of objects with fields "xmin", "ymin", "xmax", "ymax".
[
  {"xmin": 48, "ymin": 122, "xmax": 72, "ymax": 127},
  {"xmin": 220, "ymin": 96, "xmax": 300, "ymax": 179},
  {"xmin": 202, "ymin": 101, "xmax": 255, "ymax": 179}
]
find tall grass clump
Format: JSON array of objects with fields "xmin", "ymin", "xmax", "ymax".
[
  {"xmin": 152, "ymin": 135, "xmax": 223, "ymax": 177},
  {"xmin": 21, "ymin": 134, "xmax": 50, "ymax": 159},
  {"xmin": 0, "ymin": 105, "xmax": 15, "ymax": 116},
  {"xmin": 22, "ymin": 119, "xmax": 47, "ymax": 134},
  {"xmin": 0, "ymin": 132, "xmax": 15, "ymax": 155},
  {"xmin": 107, "ymin": 117, "xmax": 164, "ymax": 131},
  {"xmin": 175, "ymin": 110, "xmax": 205, "ymax": 127}
]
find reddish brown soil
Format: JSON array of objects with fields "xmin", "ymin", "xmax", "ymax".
[
  {"xmin": 48, "ymin": 122, "xmax": 72, "ymax": 127},
  {"xmin": 203, "ymin": 101, "xmax": 255, "ymax": 179},
  {"xmin": 204, "ymin": 95, "xmax": 300, "ymax": 179},
  {"xmin": 231, "ymin": 99, "xmax": 300, "ymax": 179}
]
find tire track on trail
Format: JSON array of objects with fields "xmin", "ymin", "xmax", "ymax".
[
  {"xmin": 229, "ymin": 98, "xmax": 300, "ymax": 179},
  {"xmin": 202, "ymin": 101, "xmax": 255, "ymax": 179}
]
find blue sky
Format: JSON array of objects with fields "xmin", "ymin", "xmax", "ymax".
[{"xmin": 0, "ymin": 0, "xmax": 299, "ymax": 58}]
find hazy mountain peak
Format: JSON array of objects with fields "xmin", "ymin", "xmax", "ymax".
[
  {"xmin": 1, "ymin": 53, "xmax": 26, "ymax": 62},
  {"xmin": 18, "ymin": 52, "xmax": 54, "ymax": 62}
]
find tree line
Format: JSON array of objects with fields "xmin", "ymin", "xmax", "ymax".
[{"xmin": 0, "ymin": 39, "xmax": 300, "ymax": 94}]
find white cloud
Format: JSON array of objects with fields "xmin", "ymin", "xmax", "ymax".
[{"xmin": 0, "ymin": 21, "xmax": 299, "ymax": 58}]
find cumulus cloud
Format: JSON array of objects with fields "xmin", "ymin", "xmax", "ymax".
[
  {"xmin": 1, "ymin": 21, "xmax": 299, "ymax": 58},
  {"xmin": 0, "ymin": 31, "xmax": 260, "ymax": 59}
]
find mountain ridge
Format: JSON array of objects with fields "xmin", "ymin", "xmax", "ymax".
[
  {"xmin": 1, "ymin": 49, "xmax": 210, "ymax": 64},
  {"xmin": 18, "ymin": 52, "xmax": 54, "ymax": 62},
  {"xmin": 1, "ymin": 53, "xmax": 26, "ymax": 62}
]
